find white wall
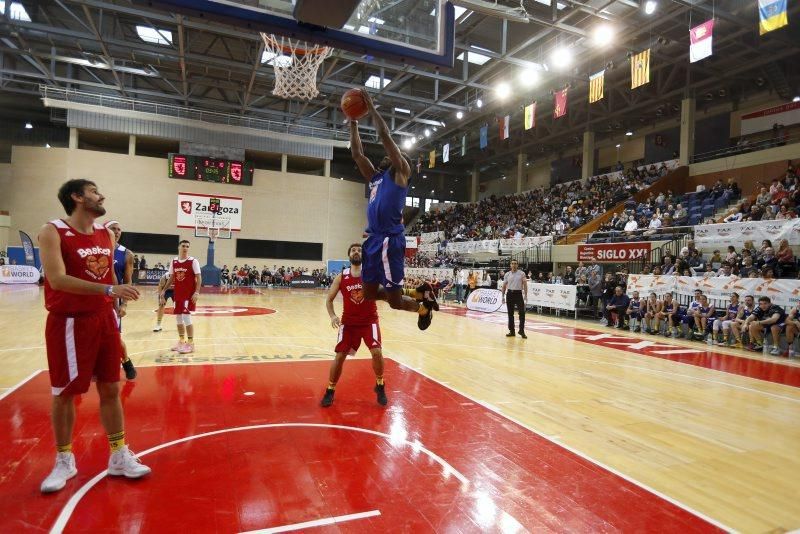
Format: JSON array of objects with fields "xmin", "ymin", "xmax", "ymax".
[{"xmin": 2, "ymin": 147, "xmax": 367, "ymax": 269}]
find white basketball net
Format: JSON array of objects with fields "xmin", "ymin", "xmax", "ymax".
[{"xmin": 261, "ymin": 34, "xmax": 332, "ymax": 101}]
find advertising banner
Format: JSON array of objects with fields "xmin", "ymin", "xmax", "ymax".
[
  {"xmin": 526, "ymin": 283, "xmax": 577, "ymax": 311},
  {"xmin": 290, "ymin": 275, "xmax": 320, "ymax": 288},
  {"xmin": 0, "ymin": 265, "xmax": 40, "ymax": 284},
  {"xmin": 446, "ymin": 240, "xmax": 499, "ymax": 255},
  {"xmin": 136, "ymin": 269, "xmax": 167, "ymax": 286},
  {"xmin": 417, "ymin": 243, "xmax": 440, "ymax": 255},
  {"xmin": 577, "ymin": 242, "xmax": 651, "ymax": 262},
  {"xmin": 420, "ymin": 231, "xmax": 445, "ymax": 244},
  {"xmin": 405, "ymin": 236, "xmax": 419, "ymax": 249},
  {"xmin": 466, "ymin": 289, "xmax": 504, "ymax": 313},
  {"xmin": 177, "ymin": 192, "xmax": 243, "ymax": 230},
  {"xmin": 19, "ymin": 231, "xmax": 36, "ymax": 266},
  {"xmin": 693, "ymin": 219, "xmax": 800, "ymax": 249},
  {"xmin": 625, "ymin": 274, "xmax": 800, "ymax": 308},
  {"xmin": 499, "ymin": 236, "xmax": 552, "ymax": 252}
]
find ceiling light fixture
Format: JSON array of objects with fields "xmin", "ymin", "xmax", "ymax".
[
  {"xmin": 794, "ymin": 96, "xmax": 800, "ymax": 103},
  {"xmin": 456, "ymin": 111, "xmax": 464, "ymax": 119},
  {"xmin": 625, "ymin": 131, "xmax": 633, "ymax": 136},
  {"xmin": 549, "ymin": 47, "xmax": 572, "ymax": 69},
  {"xmin": 615, "ymin": 143, "xmax": 621, "ymax": 148},
  {"xmin": 495, "ymin": 82, "xmax": 511, "ymax": 99},
  {"xmin": 518, "ymin": 67, "xmax": 539, "ymax": 86},
  {"xmin": 424, "ymin": 129, "xmax": 431, "ymax": 137},
  {"xmin": 24, "ymin": 122, "xmax": 32, "ymax": 129},
  {"xmin": 476, "ymin": 98, "xmax": 483, "ymax": 108},
  {"xmin": 592, "ymin": 24, "xmax": 614, "ymax": 46},
  {"xmin": 644, "ymin": 1, "xmax": 657, "ymax": 15}
]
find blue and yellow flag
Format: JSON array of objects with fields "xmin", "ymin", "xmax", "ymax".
[{"xmin": 759, "ymin": 0, "xmax": 788, "ymax": 35}]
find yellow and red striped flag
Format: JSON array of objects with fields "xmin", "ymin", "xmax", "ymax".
[
  {"xmin": 429, "ymin": 149, "xmax": 435, "ymax": 168},
  {"xmin": 589, "ymin": 70, "xmax": 604, "ymax": 103},
  {"xmin": 630, "ymin": 49, "xmax": 650, "ymax": 89},
  {"xmin": 553, "ymin": 88, "xmax": 568, "ymax": 119}
]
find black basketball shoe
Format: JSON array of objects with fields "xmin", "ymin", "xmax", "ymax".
[
  {"xmin": 122, "ymin": 359, "xmax": 137, "ymax": 381},
  {"xmin": 320, "ymin": 388, "xmax": 335, "ymax": 407},
  {"xmin": 374, "ymin": 384, "xmax": 387, "ymax": 406}
]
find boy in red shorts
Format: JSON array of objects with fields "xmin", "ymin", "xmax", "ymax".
[
  {"xmin": 321, "ymin": 243, "xmax": 387, "ymax": 407},
  {"xmin": 160, "ymin": 240, "xmax": 201, "ymax": 354},
  {"xmin": 38, "ymin": 179, "xmax": 151, "ymax": 494}
]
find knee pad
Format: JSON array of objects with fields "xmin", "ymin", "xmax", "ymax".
[{"xmin": 182, "ymin": 314, "xmax": 192, "ymax": 326}]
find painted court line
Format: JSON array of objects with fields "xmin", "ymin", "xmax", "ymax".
[
  {"xmin": 390, "ymin": 358, "xmax": 734, "ymax": 533},
  {"xmin": 239, "ymin": 510, "xmax": 381, "ymax": 533},
  {"xmin": 49, "ymin": 423, "xmax": 473, "ymax": 534},
  {"xmin": 0, "ymin": 370, "xmax": 43, "ymax": 401}
]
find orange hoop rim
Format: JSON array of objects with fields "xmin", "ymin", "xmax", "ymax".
[{"xmin": 261, "ymin": 34, "xmax": 331, "ymax": 56}]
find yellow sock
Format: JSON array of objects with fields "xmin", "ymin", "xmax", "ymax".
[
  {"xmin": 179, "ymin": 335, "xmax": 186, "ymax": 343},
  {"xmin": 187, "ymin": 336, "xmax": 193, "ymax": 343},
  {"xmin": 108, "ymin": 431, "xmax": 125, "ymax": 452},
  {"xmin": 57, "ymin": 443, "xmax": 72, "ymax": 454},
  {"xmin": 327, "ymin": 382, "xmax": 336, "ymax": 390},
  {"xmin": 376, "ymin": 376, "xmax": 384, "ymax": 386},
  {"xmin": 403, "ymin": 288, "xmax": 418, "ymax": 299}
]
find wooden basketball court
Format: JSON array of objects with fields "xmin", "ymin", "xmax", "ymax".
[{"xmin": 2, "ymin": 285, "xmax": 799, "ymax": 532}]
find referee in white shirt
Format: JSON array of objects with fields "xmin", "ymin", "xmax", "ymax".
[{"xmin": 502, "ymin": 259, "xmax": 528, "ymax": 338}]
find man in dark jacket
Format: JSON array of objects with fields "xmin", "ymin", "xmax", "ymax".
[{"xmin": 605, "ymin": 286, "xmax": 631, "ymax": 329}]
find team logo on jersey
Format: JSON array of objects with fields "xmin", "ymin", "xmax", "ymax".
[
  {"xmin": 181, "ymin": 201, "xmax": 192, "ymax": 214},
  {"xmin": 175, "ymin": 269, "xmax": 187, "ymax": 282},
  {"xmin": 84, "ymin": 255, "xmax": 109, "ymax": 279},
  {"xmin": 350, "ymin": 288, "xmax": 364, "ymax": 305}
]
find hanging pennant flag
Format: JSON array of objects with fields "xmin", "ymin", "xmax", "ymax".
[
  {"xmin": 479, "ymin": 124, "xmax": 488, "ymax": 149},
  {"xmin": 499, "ymin": 115, "xmax": 510, "ymax": 140},
  {"xmin": 553, "ymin": 88, "xmax": 568, "ymax": 119},
  {"xmin": 461, "ymin": 134, "xmax": 467, "ymax": 156},
  {"xmin": 524, "ymin": 102, "xmax": 536, "ymax": 130},
  {"xmin": 443, "ymin": 143, "xmax": 450, "ymax": 163},
  {"xmin": 630, "ymin": 48, "xmax": 650, "ymax": 89},
  {"xmin": 429, "ymin": 149, "xmax": 436, "ymax": 168},
  {"xmin": 588, "ymin": 70, "xmax": 605, "ymax": 103},
  {"xmin": 759, "ymin": 0, "xmax": 788, "ymax": 35},
  {"xmin": 689, "ymin": 20, "xmax": 714, "ymax": 63}
]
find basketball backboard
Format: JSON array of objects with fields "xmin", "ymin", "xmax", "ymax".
[{"xmin": 142, "ymin": 0, "xmax": 455, "ymax": 67}]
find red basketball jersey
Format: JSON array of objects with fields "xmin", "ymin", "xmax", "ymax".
[
  {"xmin": 44, "ymin": 219, "xmax": 115, "ymax": 314},
  {"xmin": 170, "ymin": 257, "xmax": 200, "ymax": 295},
  {"xmin": 340, "ymin": 268, "xmax": 378, "ymax": 326}
]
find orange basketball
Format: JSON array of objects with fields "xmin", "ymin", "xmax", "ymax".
[{"xmin": 341, "ymin": 88, "xmax": 368, "ymax": 120}]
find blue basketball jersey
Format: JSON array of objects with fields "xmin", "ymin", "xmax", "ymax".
[
  {"xmin": 726, "ymin": 303, "xmax": 739, "ymax": 319},
  {"xmin": 113, "ymin": 245, "xmax": 127, "ymax": 284},
  {"xmin": 366, "ymin": 167, "xmax": 407, "ymax": 236}
]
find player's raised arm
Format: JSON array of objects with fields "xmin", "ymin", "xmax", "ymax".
[
  {"xmin": 361, "ymin": 88, "xmax": 410, "ymax": 187},
  {"xmin": 350, "ymin": 120, "xmax": 376, "ymax": 181},
  {"xmin": 326, "ymin": 274, "xmax": 343, "ymax": 329}
]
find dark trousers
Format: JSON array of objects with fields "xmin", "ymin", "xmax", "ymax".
[
  {"xmin": 605, "ymin": 305, "xmax": 624, "ymax": 326},
  {"xmin": 506, "ymin": 290, "xmax": 525, "ymax": 334}
]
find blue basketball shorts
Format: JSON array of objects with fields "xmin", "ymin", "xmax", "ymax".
[{"xmin": 362, "ymin": 233, "xmax": 405, "ymax": 290}]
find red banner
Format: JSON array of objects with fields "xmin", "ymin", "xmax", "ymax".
[{"xmin": 578, "ymin": 242, "xmax": 651, "ymax": 262}]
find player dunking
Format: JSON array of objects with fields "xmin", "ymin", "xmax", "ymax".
[
  {"xmin": 153, "ymin": 271, "xmax": 174, "ymax": 332},
  {"xmin": 350, "ymin": 89, "xmax": 438, "ymax": 329},
  {"xmin": 38, "ymin": 179, "xmax": 150, "ymax": 493},
  {"xmin": 160, "ymin": 240, "xmax": 201, "ymax": 353},
  {"xmin": 321, "ymin": 243, "xmax": 386, "ymax": 407},
  {"xmin": 104, "ymin": 220, "xmax": 137, "ymax": 380}
]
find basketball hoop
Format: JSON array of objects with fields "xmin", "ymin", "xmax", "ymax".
[
  {"xmin": 260, "ymin": 33, "xmax": 332, "ymax": 101},
  {"xmin": 195, "ymin": 214, "xmax": 232, "ymax": 240}
]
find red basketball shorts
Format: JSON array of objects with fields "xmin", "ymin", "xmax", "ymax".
[
  {"xmin": 45, "ymin": 308, "xmax": 122, "ymax": 396},
  {"xmin": 334, "ymin": 323, "xmax": 381, "ymax": 354},
  {"xmin": 173, "ymin": 292, "xmax": 196, "ymax": 314}
]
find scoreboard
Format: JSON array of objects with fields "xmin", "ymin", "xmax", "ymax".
[{"xmin": 168, "ymin": 153, "xmax": 254, "ymax": 186}]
